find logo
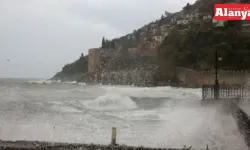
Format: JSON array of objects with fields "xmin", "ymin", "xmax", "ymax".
[{"xmin": 214, "ymin": 4, "xmax": 250, "ymax": 20}]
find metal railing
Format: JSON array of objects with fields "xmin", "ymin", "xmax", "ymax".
[{"xmin": 202, "ymin": 84, "xmax": 249, "ymax": 100}]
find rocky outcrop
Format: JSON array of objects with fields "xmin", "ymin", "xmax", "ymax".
[{"xmin": 51, "ymin": 74, "xmax": 82, "ymax": 82}]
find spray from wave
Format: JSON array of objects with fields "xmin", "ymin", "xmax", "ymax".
[
  {"xmin": 26, "ymin": 80, "xmax": 86, "ymax": 85},
  {"xmin": 26, "ymin": 80, "xmax": 57, "ymax": 84},
  {"xmin": 83, "ymin": 93, "xmax": 138, "ymax": 111}
]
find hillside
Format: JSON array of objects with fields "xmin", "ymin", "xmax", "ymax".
[
  {"xmin": 158, "ymin": 25, "xmax": 250, "ymax": 71},
  {"xmin": 52, "ymin": 0, "xmax": 250, "ymax": 82},
  {"xmin": 52, "ymin": 53, "xmax": 88, "ymax": 81}
]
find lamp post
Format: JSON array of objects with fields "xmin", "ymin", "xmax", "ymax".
[
  {"xmin": 214, "ymin": 49, "xmax": 219, "ymax": 99},
  {"xmin": 214, "ymin": 49, "xmax": 223, "ymax": 100}
]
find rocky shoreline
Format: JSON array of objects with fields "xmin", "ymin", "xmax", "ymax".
[
  {"xmin": 0, "ymin": 140, "xmax": 195, "ymax": 150},
  {"xmin": 51, "ymin": 69, "xmax": 195, "ymax": 88}
]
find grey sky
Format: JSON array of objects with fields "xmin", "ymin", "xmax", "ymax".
[{"xmin": 0, "ymin": 0, "xmax": 195, "ymax": 79}]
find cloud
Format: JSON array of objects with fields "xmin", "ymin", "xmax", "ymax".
[{"xmin": 0, "ymin": 0, "xmax": 195, "ymax": 78}]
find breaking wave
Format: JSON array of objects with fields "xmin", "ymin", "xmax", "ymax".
[
  {"xmin": 78, "ymin": 82, "xmax": 86, "ymax": 86},
  {"xmin": 62, "ymin": 81, "xmax": 77, "ymax": 84},
  {"xmin": 83, "ymin": 93, "xmax": 138, "ymax": 111},
  {"xmin": 26, "ymin": 80, "xmax": 59, "ymax": 84},
  {"xmin": 26, "ymin": 80, "xmax": 86, "ymax": 85}
]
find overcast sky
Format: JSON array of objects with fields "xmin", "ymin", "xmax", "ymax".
[{"xmin": 0, "ymin": 0, "xmax": 195, "ymax": 79}]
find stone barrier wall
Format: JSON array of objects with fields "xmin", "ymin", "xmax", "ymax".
[
  {"xmin": 230, "ymin": 100, "xmax": 250, "ymax": 148},
  {"xmin": 177, "ymin": 67, "xmax": 250, "ymax": 88}
]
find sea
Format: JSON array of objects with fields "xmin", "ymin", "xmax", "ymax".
[{"xmin": 0, "ymin": 78, "xmax": 248, "ymax": 149}]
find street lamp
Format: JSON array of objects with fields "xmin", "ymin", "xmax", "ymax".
[
  {"xmin": 214, "ymin": 49, "xmax": 223, "ymax": 100},
  {"xmin": 214, "ymin": 49, "xmax": 219, "ymax": 99}
]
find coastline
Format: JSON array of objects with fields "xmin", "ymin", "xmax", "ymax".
[
  {"xmin": 0, "ymin": 140, "xmax": 190, "ymax": 150},
  {"xmin": 51, "ymin": 74, "xmax": 200, "ymax": 89}
]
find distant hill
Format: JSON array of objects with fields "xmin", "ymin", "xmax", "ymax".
[{"xmin": 52, "ymin": 53, "xmax": 88, "ymax": 81}]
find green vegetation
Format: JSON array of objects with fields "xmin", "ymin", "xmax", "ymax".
[
  {"xmin": 53, "ymin": 53, "xmax": 88, "ymax": 79},
  {"xmin": 157, "ymin": 23, "xmax": 250, "ymax": 74},
  {"xmin": 155, "ymin": 0, "xmax": 250, "ymax": 77},
  {"xmin": 183, "ymin": 3, "xmax": 192, "ymax": 13},
  {"xmin": 102, "ymin": 37, "xmax": 111, "ymax": 49}
]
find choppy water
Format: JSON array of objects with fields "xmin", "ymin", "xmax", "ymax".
[{"xmin": 0, "ymin": 78, "xmax": 247, "ymax": 149}]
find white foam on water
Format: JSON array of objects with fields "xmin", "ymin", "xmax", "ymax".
[
  {"xmin": 26, "ymin": 80, "xmax": 55, "ymax": 84},
  {"xmin": 147, "ymin": 104, "xmax": 247, "ymax": 149},
  {"xmin": 101, "ymin": 85, "xmax": 201, "ymax": 99},
  {"xmin": 0, "ymin": 83, "xmax": 248, "ymax": 149},
  {"xmin": 48, "ymin": 101, "xmax": 64, "ymax": 105},
  {"xmin": 26, "ymin": 80, "xmax": 80, "ymax": 85},
  {"xmin": 63, "ymin": 81, "xmax": 77, "ymax": 84},
  {"xmin": 50, "ymin": 105, "xmax": 82, "ymax": 113},
  {"xmin": 83, "ymin": 92, "xmax": 137, "ymax": 111},
  {"xmin": 107, "ymin": 109, "xmax": 161, "ymax": 121},
  {"xmin": 93, "ymin": 85, "xmax": 247, "ymax": 149},
  {"xmin": 78, "ymin": 82, "xmax": 86, "ymax": 86}
]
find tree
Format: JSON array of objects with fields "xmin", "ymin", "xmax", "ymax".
[
  {"xmin": 105, "ymin": 39, "xmax": 110, "ymax": 48},
  {"xmin": 225, "ymin": 20, "xmax": 242, "ymax": 31},
  {"xmin": 102, "ymin": 37, "xmax": 105, "ymax": 48},
  {"xmin": 241, "ymin": 0, "xmax": 250, "ymax": 2},
  {"xmin": 111, "ymin": 40, "xmax": 115, "ymax": 49},
  {"xmin": 197, "ymin": 0, "xmax": 217, "ymax": 13},
  {"xmin": 183, "ymin": 3, "xmax": 192, "ymax": 12},
  {"xmin": 54, "ymin": 53, "xmax": 89, "ymax": 79},
  {"xmin": 157, "ymin": 23, "xmax": 250, "ymax": 71},
  {"xmin": 161, "ymin": 14, "xmax": 164, "ymax": 20},
  {"xmin": 165, "ymin": 11, "xmax": 172, "ymax": 17}
]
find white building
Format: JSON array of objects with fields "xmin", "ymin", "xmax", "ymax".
[
  {"xmin": 153, "ymin": 28, "xmax": 158, "ymax": 34},
  {"xmin": 203, "ymin": 15, "xmax": 212, "ymax": 21},
  {"xmin": 212, "ymin": 19, "xmax": 226, "ymax": 27},
  {"xmin": 140, "ymin": 32, "xmax": 145, "ymax": 36},
  {"xmin": 153, "ymin": 35, "xmax": 164, "ymax": 43},
  {"xmin": 126, "ymin": 34, "xmax": 131, "ymax": 40},
  {"xmin": 177, "ymin": 19, "xmax": 189, "ymax": 25},
  {"xmin": 150, "ymin": 23, "xmax": 157, "ymax": 28},
  {"xmin": 171, "ymin": 17, "xmax": 177, "ymax": 24},
  {"xmin": 160, "ymin": 24, "xmax": 171, "ymax": 34},
  {"xmin": 242, "ymin": 21, "xmax": 250, "ymax": 27},
  {"xmin": 163, "ymin": 32, "xmax": 169, "ymax": 37},
  {"xmin": 151, "ymin": 42, "xmax": 157, "ymax": 49},
  {"xmin": 128, "ymin": 48, "xmax": 137, "ymax": 54}
]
